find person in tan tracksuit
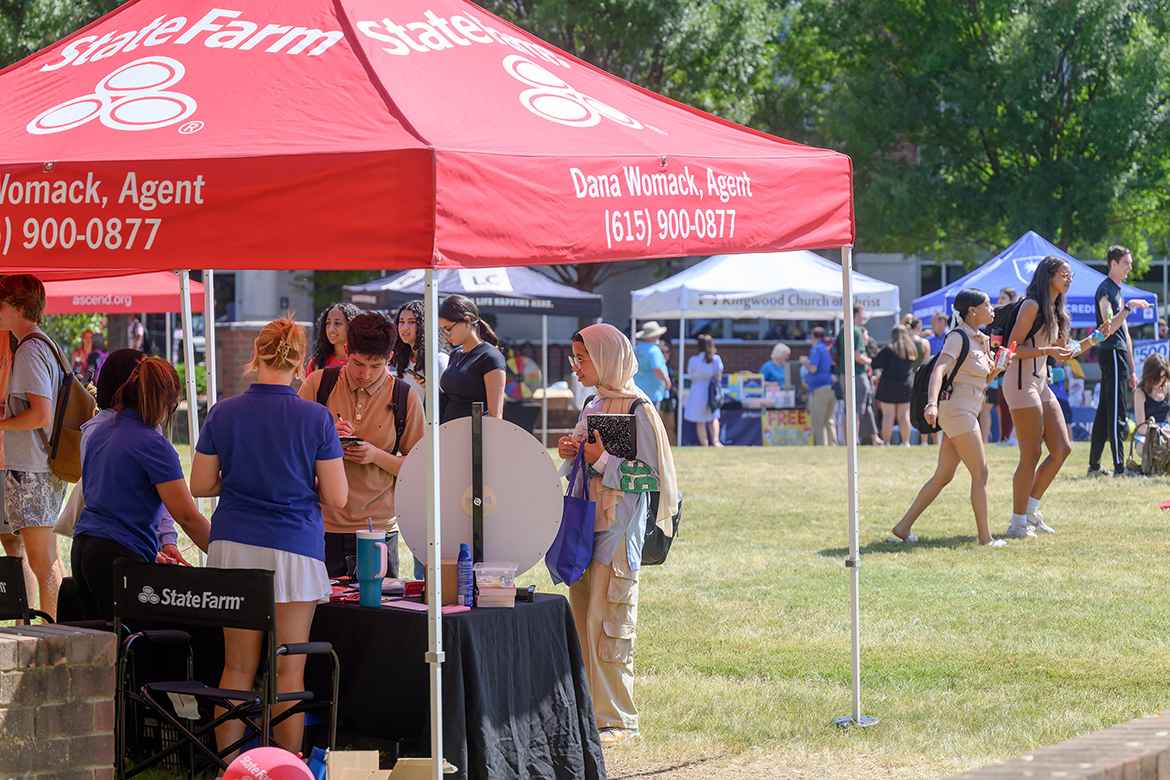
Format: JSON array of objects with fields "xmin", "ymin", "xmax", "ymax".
[{"xmin": 890, "ymin": 288, "xmax": 1010, "ymax": 548}]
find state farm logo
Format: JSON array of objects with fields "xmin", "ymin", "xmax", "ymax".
[
  {"xmin": 503, "ymin": 55, "xmax": 642, "ymax": 130},
  {"xmin": 27, "ymin": 56, "xmax": 196, "ymax": 135},
  {"xmin": 138, "ymin": 585, "xmax": 161, "ymax": 604}
]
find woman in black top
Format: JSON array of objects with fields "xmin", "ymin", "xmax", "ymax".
[
  {"xmin": 873, "ymin": 324, "xmax": 918, "ymax": 445},
  {"xmin": 1134, "ymin": 353, "xmax": 1170, "ymax": 434},
  {"xmin": 437, "ymin": 294, "xmax": 506, "ymax": 422}
]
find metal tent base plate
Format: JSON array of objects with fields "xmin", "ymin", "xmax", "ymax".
[{"xmin": 833, "ymin": 715, "xmax": 879, "ymax": 728}]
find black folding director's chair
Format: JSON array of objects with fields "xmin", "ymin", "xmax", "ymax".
[
  {"xmin": 112, "ymin": 559, "xmax": 338, "ymax": 779},
  {"xmin": 0, "ymin": 555, "xmax": 54, "ymax": 623}
]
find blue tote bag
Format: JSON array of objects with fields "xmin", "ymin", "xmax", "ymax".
[{"xmin": 545, "ymin": 448, "xmax": 595, "ymax": 586}]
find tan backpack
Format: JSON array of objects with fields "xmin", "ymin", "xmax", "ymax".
[{"xmin": 16, "ymin": 332, "xmax": 98, "ymax": 483}]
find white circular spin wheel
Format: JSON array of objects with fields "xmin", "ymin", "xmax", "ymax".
[{"xmin": 395, "ymin": 416, "xmax": 562, "ymax": 575}]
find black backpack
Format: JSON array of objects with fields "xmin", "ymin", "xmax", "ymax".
[
  {"xmin": 315, "ymin": 365, "xmax": 412, "ymax": 456},
  {"xmin": 988, "ymin": 294, "xmax": 1046, "ymax": 389},
  {"xmin": 910, "ymin": 329, "xmax": 969, "ymax": 435}
]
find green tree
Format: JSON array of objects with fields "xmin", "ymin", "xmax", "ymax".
[
  {"xmin": 42, "ymin": 313, "xmax": 105, "ymax": 357},
  {"xmin": 795, "ymin": 0, "xmax": 1170, "ymax": 267},
  {"xmin": 0, "ymin": 0, "xmax": 124, "ymax": 68}
]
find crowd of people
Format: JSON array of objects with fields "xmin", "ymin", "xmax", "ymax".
[{"xmin": 0, "ymin": 276, "xmax": 674, "ymax": 753}]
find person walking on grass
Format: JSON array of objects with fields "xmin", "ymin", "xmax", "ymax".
[
  {"xmin": 1088, "ymin": 246, "xmax": 1149, "ymax": 477},
  {"xmin": 889, "ymin": 289, "xmax": 1010, "ymax": 548},
  {"xmin": 1001, "ymin": 256, "xmax": 1148, "ymax": 538}
]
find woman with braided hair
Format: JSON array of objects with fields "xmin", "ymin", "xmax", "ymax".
[{"xmin": 191, "ymin": 315, "xmax": 348, "ymax": 760}]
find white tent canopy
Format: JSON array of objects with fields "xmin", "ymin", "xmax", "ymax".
[{"xmin": 630, "ymin": 250, "xmax": 900, "ymax": 320}]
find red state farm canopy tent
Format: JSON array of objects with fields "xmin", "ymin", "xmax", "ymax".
[
  {"xmin": 44, "ymin": 270, "xmax": 203, "ymax": 313},
  {"xmin": 0, "ymin": 0, "xmax": 852, "ymax": 270},
  {"xmin": 0, "ymin": 0, "xmax": 871, "ymax": 769}
]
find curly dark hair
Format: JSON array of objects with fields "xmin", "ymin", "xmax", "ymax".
[
  {"xmin": 309, "ymin": 303, "xmax": 362, "ymax": 372},
  {"xmin": 346, "ymin": 312, "xmax": 395, "ymax": 359},
  {"xmin": 391, "ymin": 301, "xmax": 427, "ymax": 378},
  {"xmin": 1024, "ymin": 256, "xmax": 1071, "ymax": 342}
]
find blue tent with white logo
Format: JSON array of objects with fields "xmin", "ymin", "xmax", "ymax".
[{"xmin": 912, "ymin": 231, "xmax": 1156, "ymax": 329}]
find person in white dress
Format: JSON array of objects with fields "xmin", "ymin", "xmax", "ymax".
[{"xmin": 683, "ymin": 334, "xmax": 724, "ymax": 446}]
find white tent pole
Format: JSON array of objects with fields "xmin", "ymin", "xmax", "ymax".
[
  {"xmin": 677, "ymin": 314, "xmax": 685, "ymax": 445},
  {"xmin": 203, "ymin": 270, "xmax": 218, "ymax": 518},
  {"xmin": 203, "ymin": 270, "xmax": 217, "ymax": 409},
  {"xmin": 834, "ymin": 247, "xmax": 876, "ymax": 729},
  {"xmin": 179, "ymin": 271, "xmax": 204, "ymax": 555},
  {"xmin": 630, "ymin": 316, "xmax": 636, "ymax": 342},
  {"xmin": 541, "ymin": 314, "xmax": 549, "ymax": 448},
  {"xmin": 424, "ymin": 270, "xmax": 445, "ymax": 779},
  {"xmin": 165, "ymin": 312, "xmax": 172, "ymax": 365}
]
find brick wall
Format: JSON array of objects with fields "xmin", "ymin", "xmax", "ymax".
[
  {"xmin": 213, "ymin": 321, "xmax": 315, "ymax": 399},
  {"xmin": 943, "ymin": 711, "xmax": 1170, "ymax": 779},
  {"xmin": 0, "ymin": 625, "xmax": 115, "ymax": 780}
]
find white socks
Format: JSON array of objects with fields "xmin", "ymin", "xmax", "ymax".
[
  {"xmin": 1026, "ymin": 497, "xmax": 1040, "ymax": 515},
  {"xmin": 1011, "ymin": 513, "xmax": 1027, "ymax": 526}
]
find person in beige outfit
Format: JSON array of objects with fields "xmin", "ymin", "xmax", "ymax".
[
  {"xmin": 890, "ymin": 289, "xmax": 1011, "ymax": 548},
  {"xmin": 557, "ymin": 324, "xmax": 679, "ymax": 746}
]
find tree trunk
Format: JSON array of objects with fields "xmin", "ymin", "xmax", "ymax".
[{"xmin": 106, "ymin": 313, "xmax": 129, "ymax": 352}]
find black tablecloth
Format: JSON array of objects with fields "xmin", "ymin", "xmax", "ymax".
[{"xmin": 305, "ymin": 595, "xmax": 606, "ymax": 780}]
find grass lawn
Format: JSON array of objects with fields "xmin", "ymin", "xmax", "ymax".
[
  {"xmin": 18, "ymin": 441, "xmax": 1170, "ymax": 779},
  {"xmin": 536, "ymin": 441, "xmax": 1170, "ymax": 778}
]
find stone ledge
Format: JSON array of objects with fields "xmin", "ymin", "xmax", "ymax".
[{"xmin": 943, "ymin": 712, "xmax": 1170, "ymax": 779}]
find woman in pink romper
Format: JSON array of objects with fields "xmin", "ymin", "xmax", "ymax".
[{"xmin": 890, "ymin": 289, "xmax": 1010, "ymax": 547}]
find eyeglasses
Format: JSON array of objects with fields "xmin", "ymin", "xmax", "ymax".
[
  {"xmin": 1059, "ymin": 271, "xmax": 1075, "ymax": 280},
  {"xmin": 568, "ymin": 354, "xmax": 588, "ymax": 370},
  {"xmin": 439, "ymin": 319, "xmax": 476, "ymax": 338}
]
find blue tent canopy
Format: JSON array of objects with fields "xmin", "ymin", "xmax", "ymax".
[{"xmin": 912, "ymin": 232, "xmax": 1157, "ymax": 329}]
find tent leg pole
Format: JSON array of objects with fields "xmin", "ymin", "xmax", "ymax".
[
  {"xmin": 424, "ymin": 270, "xmax": 446, "ymax": 779},
  {"xmin": 833, "ymin": 247, "xmax": 876, "ymax": 729},
  {"xmin": 677, "ymin": 314, "xmax": 685, "ymax": 445},
  {"xmin": 179, "ymin": 271, "xmax": 204, "ymax": 562},
  {"xmin": 203, "ymin": 271, "xmax": 218, "ymax": 521},
  {"xmin": 541, "ymin": 315, "xmax": 548, "ymax": 448},
  {"xmin": 630, "ymin": 316, "xmax": 636, "ymax": 342}
]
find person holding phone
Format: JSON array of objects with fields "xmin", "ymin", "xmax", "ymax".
[{"xmin": 300, "ymin": 313, "xmax": 425, "ymax": 578}]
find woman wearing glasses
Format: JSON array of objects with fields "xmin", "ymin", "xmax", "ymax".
[{"xmin": 437, "ymin": 294, "xmax": 506, "ymax": 422}]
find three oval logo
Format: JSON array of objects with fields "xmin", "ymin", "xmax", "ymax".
[
  {"xmin": 138, "ymin": 585, "xmax": 160, "ymax": 604},
  {"xmin": 503, "ymin": 55, "xmax": 642, "ymax": 130},
  {"xmin": 27, "ymin": 56, "xmax": 197, "ymax": 135}
]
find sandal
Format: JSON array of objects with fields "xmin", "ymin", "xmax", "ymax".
[{"xmin": 599, "ymin": 727, "xmax": 640, "ymax": 746}]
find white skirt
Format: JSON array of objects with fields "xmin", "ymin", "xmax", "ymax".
[{"xmin": 207, "ymin": 540, "xmax": 332, "ymax": 604}]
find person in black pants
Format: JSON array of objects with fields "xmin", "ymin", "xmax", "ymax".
[{"xmin": 1088, "ymin": 246, "xmax": 1150, "ymax": 476}]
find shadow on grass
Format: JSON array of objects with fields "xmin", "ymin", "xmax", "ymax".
[
  {"xmin": 818, "ymin": 534, "xmax": 982, "ymax": 557},
  {"xmin": 607, "ymin": 755, "xmax": 725, "ymax": 778}
]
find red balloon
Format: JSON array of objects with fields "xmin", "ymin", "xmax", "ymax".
[{"xmin": 223, "ymin": 747, "xmax": 314, "ymax": 780}]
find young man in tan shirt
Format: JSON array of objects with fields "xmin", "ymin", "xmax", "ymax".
[{"xmin": 299, "ymin": 313, "xmax": 425, "ymax": 578}]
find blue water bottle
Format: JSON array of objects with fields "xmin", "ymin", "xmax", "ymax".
[{"xmin": 457, "ymin": 543, "xmax": 473, "ymax": 607}]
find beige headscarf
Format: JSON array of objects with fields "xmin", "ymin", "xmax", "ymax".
[{"xmin": 579, "ymin": 324, "xmax": 679, "ymax": 536}]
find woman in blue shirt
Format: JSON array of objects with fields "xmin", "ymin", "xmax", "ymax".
[
  {"xmin": 758, "ymin": 343, "xmax": 790, "ymax": 385},
  {"xmin": 190, "ymin": 316, "xmax": 347, "ymax": 760},
  {"xmin": 71, "ymin": 357, "xmax": 211, "ymax": 621}
]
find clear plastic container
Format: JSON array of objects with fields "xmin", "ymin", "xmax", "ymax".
[{"xmin": 473, "ymin": 561, "xmax": 518, "ymax": 589}]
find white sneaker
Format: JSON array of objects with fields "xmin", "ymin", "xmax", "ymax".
[
  {"xmin": 1027, "ymin": 511, "xmax": 1055, "ymax": 534},
  {"xmin": 1005, "ymin": 519, "xmax": 1036, "ymax": 539},
  {"xmin": 982, "ymin": 539, "xmax": 1007, "ymax": 547}
]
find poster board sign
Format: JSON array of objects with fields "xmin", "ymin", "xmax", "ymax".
[
  {"xmin": 762, "ymin": 409, "xmax": 812, "ymax": 446},
  {"xmin": 1133, "ymin": 339, "xmax": 1169, "ymax": 369}
]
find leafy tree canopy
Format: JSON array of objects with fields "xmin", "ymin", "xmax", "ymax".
[{"xmin": 795, "ymin": 0, "xmax": 1170, "ymax": 270}]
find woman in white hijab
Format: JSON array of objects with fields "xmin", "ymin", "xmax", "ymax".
[{"xmin": 557, "ymin": 324, "xmax": 679, "ymax": 746}]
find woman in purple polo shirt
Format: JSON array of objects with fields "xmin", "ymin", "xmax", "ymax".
[
  {"xmin": 72, "ymin": 357, "xmax": 211, "ymax": 621},
  {"xmin": 190, "ymin": 316, "xmax": 348, "ymax": 759}
]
